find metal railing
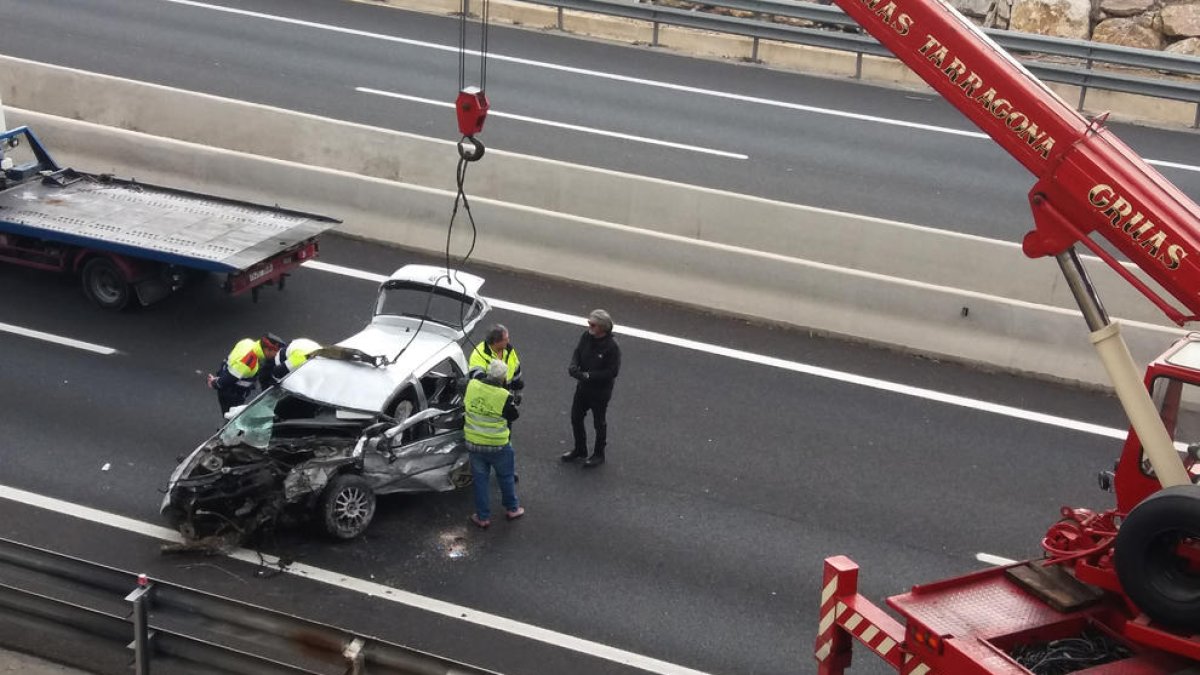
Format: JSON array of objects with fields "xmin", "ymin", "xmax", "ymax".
[
  {"xmin": 481, "ymin": 0, "xmax": 1200, "ymax": 125},
  {"xmin": 0, "ymin": 537, "xmax": 496, "ymax": 675}
]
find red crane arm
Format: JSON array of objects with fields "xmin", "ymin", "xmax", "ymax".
[{"xmin": 831, "ymin": 0, "xmax": 1200, "ymax": 323}]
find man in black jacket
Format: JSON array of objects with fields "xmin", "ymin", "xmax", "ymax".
[{"xmin": 562, "ymin": 309, "xmax": 622, "ymax": 468}]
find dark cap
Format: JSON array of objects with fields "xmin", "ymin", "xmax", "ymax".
[{"xmin": 261, "ymin": 333, "xmax": 285, "ymax": 349}]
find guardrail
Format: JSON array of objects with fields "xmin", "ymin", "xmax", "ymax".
[
  {"xmin": 0, "ymin": 537, "xmax": 495, "ymax": 675},
  {"xmin": 486, "ymin": 0, "xmax": 1200, "ymax": 125}
]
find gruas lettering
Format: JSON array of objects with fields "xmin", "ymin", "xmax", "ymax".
[{"xmin": 1089, "ymin": 184, "xmax": 1188, "ymax": 271}]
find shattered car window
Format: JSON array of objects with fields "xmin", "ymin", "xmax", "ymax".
[{"xmin": 218, "ymin": 388, "xmax": 287, "ymax": 449}]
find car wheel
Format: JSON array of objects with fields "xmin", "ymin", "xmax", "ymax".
[
  {"xmin": 1115, "ymin": 484, "xmax": 1200, "ymax": 631},
  {"xmin": 82, "ymin": 257, "xmax": 131, "ymax": 310},
  {"xmin": 319, "ymin": 474, "xmax": 376, "ymax": 540}
]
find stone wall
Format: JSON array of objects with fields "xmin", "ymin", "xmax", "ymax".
[
  {"xmin": 670, "ymin": 0, "xmax": 1200, "ymax": 56},
  {"xmin": 964, "ymin": 0, "xmax": 1200, "ymax": 54}
]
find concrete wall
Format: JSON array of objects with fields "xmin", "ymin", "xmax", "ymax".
[{"xmin": 0, "ymin": 55, "xmax": 1186, "ymax": 388}]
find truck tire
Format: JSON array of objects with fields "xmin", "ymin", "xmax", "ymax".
[
  {"xmin": 319, "ymin": 474, "xmax": 375, "ymax": 540},
  {"xmin": 82, "ymin": 257, "xmax": 131, "ymax": 310},
  {"xmin": 1114, "ymin": 484, "xmax": 1200, "ymax": 631}
]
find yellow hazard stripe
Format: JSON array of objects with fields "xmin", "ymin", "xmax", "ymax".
[{"xmin": 821, "ymin": 577, "xmax": 838, "ymax": 604}]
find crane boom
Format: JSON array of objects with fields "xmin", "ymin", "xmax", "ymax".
[
  {"xmin": 833, "ymin": 0, "xmax": 1200, "ymax": 324},
  {"xmin": 814, "ymin": 1, "xmax": 1200, "ymax": 672}
]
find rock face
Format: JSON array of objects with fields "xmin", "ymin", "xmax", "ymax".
[
  {"xmin": 1093, "ymin": 16, "xmax": 1167, "ymax": 46},
  {"xmin": 1100, "ymin": 0, "xmax": 1155, "ymax": 17},
  {"xmin": 1010, "ymin": 0, "xmax": 1094, "ymax": 38},
  {"xmin": 916, "ymin": 0, "xmax": 1200, "ymax": 54},
  {"xmin": 1166, "ymin": 35, "xmax": 1200, "ymax": 53},
  {"xmin": 1162, "ymin": 2, "xmax": 1200, "ymax": 36}
]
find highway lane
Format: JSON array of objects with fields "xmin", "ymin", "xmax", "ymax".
[
  {"xmin": 2, "ymin": 0, "xmax": 1200, "ymax": 242},
  {"xmin": 0, "ymin": 234, "xmax": 1131, "ymax": 674}
]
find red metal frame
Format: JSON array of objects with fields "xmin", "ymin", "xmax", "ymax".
[
  {"xmin": 816, "ymin": 557, "xmax": 1200, "ymax": 674},
  {"xmin": 814, "ymin": 0, "xmax": 1200, "ymax": 667},
  {"xmin": 224, "ymin": 239, "xmax": 318, "ymax": 296}
]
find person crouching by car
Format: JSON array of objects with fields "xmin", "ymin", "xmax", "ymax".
[
  {"xmin": 207, "ymin": 333, "xmax": 283, "ymax": 415},
  {"xmin": 269, "ymin": 337, "xmax": 321, "ymax": 386},
  {"xmin": 464, "ymin": 359, "xmax": 524, "ymax": 529}
]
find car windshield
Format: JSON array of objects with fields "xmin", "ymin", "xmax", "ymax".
[
  {"xmin": 217, "ymin": 389, "xmax": 371, "ymax": 449},
  {"xmin": 375, "ymin": 282, "xmax": 483, "ymax": 329},
  {"xmin": 218, "ymin": 388, "xmax": 288, "ymax": 449}
]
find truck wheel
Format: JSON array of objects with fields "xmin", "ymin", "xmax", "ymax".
[
  {"xmin": 319, "ymin": 474, "xmax": 375, "ymax": 540},
  {"xmin": 82, "ymin": 258, "xmax": 131, "ymax": 310},
  {"xmin": 1115, "ymin": 484, "xmax": 1200, "ymax": 631}
]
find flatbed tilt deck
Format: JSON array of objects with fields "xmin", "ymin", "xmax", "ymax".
[{"xmin": 0, "ymin": 125, "xmax": 339, "ymax": 309}]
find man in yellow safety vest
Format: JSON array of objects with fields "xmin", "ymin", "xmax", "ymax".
[
  {"xmin": 206, "ymin": 333, "xmax": 284, "ymax": 415},
  {"xmin": 464, "ymin": 359, "xmax": 524, "ymax": 529},
  {"xmin": 468, "ymin": 324, "xmax": 523, "ymax": 393},
  {"xmin": 269, "ymin": 337, "xmax": 322, "ymax": 385}
]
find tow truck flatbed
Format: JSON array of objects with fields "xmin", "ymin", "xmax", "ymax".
[
  {"xmin": 0, "ymin": 170, "xmax": 334, "ymax": 273},
  {"xmin": 0, "ymin": 125, "xmax": 339, "ymax": 309}
]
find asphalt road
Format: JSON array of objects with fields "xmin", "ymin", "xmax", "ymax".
[
  {"xmin": 0, "ymin": 235, "xmax": 1129, "ymax": 674},
  {"xmin": 1, "ymin": 0, "xmax": 1199, "ymax": 243},
  {"xmin": 0, "ymin": 0, "xmax": 1174, "ymax": 672}
]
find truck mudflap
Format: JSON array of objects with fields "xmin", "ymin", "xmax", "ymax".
[
  {"xmin": 816, "ymin": 556, "xmax": 1198, "ymax": 675},
  {"xmin": 223, "ymin": 239, "xmax": 318, "ymax": 297}
]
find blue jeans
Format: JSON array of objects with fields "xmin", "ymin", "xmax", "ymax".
[{"xmin": 470, "ymin": 444, "xmax": 518, "ymax": 521}]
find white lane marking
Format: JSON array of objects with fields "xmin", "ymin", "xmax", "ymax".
[
  {"xmin": 356, "ymin": 87, "xmax": 747, "ymax": 159},
  {"xmin": 0, "ymin": 321, "xmax": 118, "ymax": 355},
  {"xmin": 1147, "ymin": 158, "xmax": 1200, "ymax": 173},
  {"xmin": 0, "ymin": 483, "xmax": 710, "ymax": 675},
  {"xmin": 976, "ymin": 552, "xmax": 1018, "ymax": 566},
  {"xmin": 164, "ymin": 0, "xmax": 979, "ymax": 138},
  {"xmin": 303, "ymin": 260, "xmax": 1129, "ymax": 441},
  {"xmin": 166, "ymin": 0, "xmax": 1200, "ymax": 170}
]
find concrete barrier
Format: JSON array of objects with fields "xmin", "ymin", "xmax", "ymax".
[
  {"xmin": 0, "ymin": 53, "xmax": 1187, "ymax": 387},
  {"xmin": 0, "ymin": 56, "xmax": 1170, "ymax": 319}
]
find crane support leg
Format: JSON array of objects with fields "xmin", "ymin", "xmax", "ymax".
[
  {"xmin": 1056, "ymin": 249, "xmax": 1190, "ymax": 489},
  {"xmin": 816, "ymin": 556, "xmax": 920, "ymax": 674}
]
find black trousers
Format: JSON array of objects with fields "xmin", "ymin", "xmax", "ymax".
[
  {"xmin": 216, "ymin": 388, "xmax": 249, "ymax": 416},
  {"xmin": 571, "ymin": 387, "xmax": 611, "ymax": 456}
]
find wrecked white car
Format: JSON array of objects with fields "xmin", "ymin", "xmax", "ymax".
[{"xmin": 161, "ymin": 266, "xmax": 490, "ymax": 545}]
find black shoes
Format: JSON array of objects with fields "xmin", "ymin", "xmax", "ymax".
[
  {"xmin": 583, "ymin": 455, "xmax": 605, "ymax": 468},
  {"xmin": 561, "ymin": 450, "xmax": 586, "ymax": 462}
]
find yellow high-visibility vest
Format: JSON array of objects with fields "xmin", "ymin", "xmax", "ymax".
[
  {"xmin": 285, "ymin": 338, "xmax": 321, "ymax": 370},
  {"xmin": 469, "ymin": 342, "xmax": 520, "ymax": 383},
  {"xmin": 464, "ymin": 379, "xmax": 511, "ymax": 447},
  {"xmin": 226, "ymin": 338, "xmax": 264, "ymax": 379}
]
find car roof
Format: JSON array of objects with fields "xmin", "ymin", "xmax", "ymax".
[
  {"xmin": 281, "ymin": 265, "xmax": 484, "ymax": 413},
  {"xmin": 387, "ymin": 265, "xmax": 485, "ymax": 299}
]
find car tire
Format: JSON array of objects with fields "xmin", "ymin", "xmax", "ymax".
[
  {"xmin": 319, "ymin": 474, "xmax": 376, "ymax": 540},
  {"xmin": 1115, "ymin": 484, "xmax": 1200, "ymax": 631},
  {"xmin": 82, "ymin": 257, "xmax": 131, "ymax": 310}
]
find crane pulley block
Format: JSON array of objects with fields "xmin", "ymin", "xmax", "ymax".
[{"xmin": 456, "ymin": 87, "xmax": 489, "ymax": 138}]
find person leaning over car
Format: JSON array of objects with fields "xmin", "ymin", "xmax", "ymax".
[
  {"xmin": 269, "ymin": 337, "xmax": 322, "ymax": 385},
  {"xmin": 562, "ymin": 309, "xmax": 621, "ymax": 468},
  {"xmin": 464, "ymin": 359, "xmax": 524, "ymax": 529},
  {"xmin": 468, "ymin": 324, "xmax": 524, "ymax": 392},
  {"xmin": 206, "ymin": 333, "xmax": 283, "ymax": 415}
]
